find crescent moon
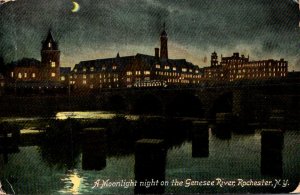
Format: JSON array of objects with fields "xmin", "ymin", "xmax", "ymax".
[{"xmin": 71, "ymin": 1, "xmax": 80, "ymax": 12}]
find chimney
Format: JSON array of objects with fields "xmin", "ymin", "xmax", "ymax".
[{"xmin": 155, "ymin": 48, "xmax": 159, "ymax": 59}]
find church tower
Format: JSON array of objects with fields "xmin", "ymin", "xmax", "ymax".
[
  {"xmin": 211, "ymin": 51, "xmax": 218, "ymax": 67},
  {"xmin": 160, "ymin": 23, "xmax": 168, "ymax": 61},
  {"xmin": 41, "ymin": 30, "xmax": 60, "ymax": 81}
]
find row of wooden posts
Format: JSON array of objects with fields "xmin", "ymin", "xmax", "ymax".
[
  {"xmin": 0, "ymin": 117, "xmax": 284, "ymax": 194},
  {"xmin": 81, "ymin": 123, "xmax": 283, "ymax": 194}
]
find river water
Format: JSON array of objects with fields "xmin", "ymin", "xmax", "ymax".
[{"xmin": 0, "ymin": 111, "xmax": 299, "ymax": 194}]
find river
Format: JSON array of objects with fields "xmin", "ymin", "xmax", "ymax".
[{"xmin": 0, "ymin": 111, "xmax": 299, "ymax": 194}]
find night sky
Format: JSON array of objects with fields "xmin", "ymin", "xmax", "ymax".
[{"xmin": 0, "ymin": 0, "xmax": 299, "ymax": 70}]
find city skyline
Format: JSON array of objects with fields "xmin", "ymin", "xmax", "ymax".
[{"xmin": 0, "ymin": 0, "xmax": 299, "ymax": 70}]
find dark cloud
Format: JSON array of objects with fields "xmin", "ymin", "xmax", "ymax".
[{"xmin": 0, "ymin": 0, "xmax": 299, "ymax": 68}]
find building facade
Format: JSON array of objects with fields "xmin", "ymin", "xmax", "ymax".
[
  {"xmin": 70, "ymin": 26, "xmax": 203, "ymax": 91},
  {"xmin": 7, "ymin": 30, "xmax": 61, "ymax": 83},
  {"xmin": 2, "ymin": 27, "xmax": 290, "ymax": 95},
  {"xmin": 203, "ymin": 52, "xmax": 288, "ymax": 82}
]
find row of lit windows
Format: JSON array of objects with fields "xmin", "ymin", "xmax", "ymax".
[
  {"xmin": 126, "ymin": 71, "xmax": 151, "ymax": 76},
  {"xmin": 229, "ymin": 72, "xmax": 286, "ymax": 78},
  {"xmin": 71, "ymin": 73, "xmax": 119, "ymax": 79},
  {"xmin": 229, "ymin": 62, "xmax": 287, "ymax": 68},
  {"xmin": 155, "ymin": 71, "xmax": 201, "ymax": 79},
  {"xmin": 74, "ymin": 65, "xmax": 118, "ymax": 73},
  {"xmin": 165, "ymin": 79, "xmax": 190, "ymax": 83},
  {"xmin": 155, "ymin": 64, "xmax": 199, "ymax": 73},
  {"xmin": 126, "ymin": 77, "xmax": 151, "ymax": 82},
  {"xmin": 222, "ymin": 59, "xmax": 248, "ymax": 63},
  {"xmin": 11, "ymin": 72, "xmax": 36, "ymax": 79},
  {"xmin": 99, "ymin": 78, "xmax": 119, "ymax": 83},
  {"xmin": 11, "ymin": 72, "xmax": 57, "ymax": 79},
  {"xmin": 230, "ymin": 69, "xmax": 287, "ymax": 75},
  {"xmin": 229, "ymin": 68, "xmax": 286, "ymax": 73},
  {"xmin": 82, "ymin": 77, "xmax": 120, "ymax": 85},
  {"xmin": 73, "ymin": 83, "xmax": 120, "ymax": 89},
  {"xmin": 134, "ymin": 82, "xmax": 164, "ymax": 87}
]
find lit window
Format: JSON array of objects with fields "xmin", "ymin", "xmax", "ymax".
[
  {"xmin": 173, "ymin": 67, "xmax": 177, "ymax": 71},
  {"xmin": 102, "ymin": 66, "xmax": 106, "ymax": 70},
  {"xmin": 61, "ymin": 76, "xmax": 65, "ymax": 81},
  {"xmin": 90, "ymin": 67, "xmax": 94, "ymax": 72},
  {"xmin": 165, "ymin": 66, "xmax": 170, "ymax": 70},
  {"xmin": 83, "ymin": 68, "xmax": 86, "ymax": 72},
  {"xmin": 145, "ymin": 77, "xmax": 150, "ymax": 81},
  {"xmin": 136, "ymin": 71, "xmax": 141, "ymax": 75},
  {"xmin": 51, "ymin": 62, "xmax": 56, "ymax": 67},
  {"xmin": 32, "ymin": 73, "xmax": 36, "ymax": 78},
  {"xmin": 83, "ymin": 80, "xmax": 86, "ymax": 84},
  {"xmin": 83, "ymin": 75, "xmax": 87, "ymax": 79},
  {"xmin": 182, "ymin": 68, "xmax": 187, "ymax": 72},
  {"xmin": 74, "ymin": 69, "xmax": 77, "ymax": 73},
  {"xmin": 156, "ymin": 64, "xmax": 160, "ymax": 69},
  {"xmin": 127, "ymin": 78, "xmax": 131, "ymax": 82},
  {"xmin": 48, "ymin": 42, "xmax": 51, "ymax": 48},
  {"xmin": 24, "ymin": 73, "xmax": 27, "ymax": 78},
  {"xmin": 144, "ymin": 71, "xmax": 150, "ymax": 75},
  {"xmin": 189, "ymin": 69, "xmax": 193, "ymax": 73},
  {"xmin": 51, "ymin": 73, "xmax": 56, "ymax": 77},
  {"xmin": 126, "ymin": 71, "xmax": 132, "ymax": 76},
  {"xmin": 112, "ymin": 66, "xmax": 117, "ymax": 70},
  {"xmin": 18, "ymin": 73, "xmax": 22, "ymax": 79},
  {"xmin": 11, "ymin": 72, "xmax": 14, "ymax": 78},
  {"xmin": 90, "ymin": 84, "xmax": 93, "ymax": 89}
]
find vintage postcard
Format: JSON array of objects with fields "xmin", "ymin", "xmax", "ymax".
[{"xmin": 0, "ymin": 0, "xmax": 299, "ymax": 194}]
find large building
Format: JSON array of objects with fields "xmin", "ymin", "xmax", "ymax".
[
  {"xmin": 6, "ymin": 30, "xmax": 62, "ymax": 83},
  {"xmin": 3, "ymin": 30, "xmax": 69, "ymax": 93},
  {"xmin": 70, "ymin": 26, "xmax": 203, "ymax": 91},
  {"xmin": 203, "ymin": 52, "xmax": 288, "ymax": 81},
  {"xmin": 1, "ymin": 26, "xmax": 290, "ymax": 95}
]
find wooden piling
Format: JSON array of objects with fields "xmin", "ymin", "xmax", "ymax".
[
  {"xmin": 261, "ymin": 129, "xmax": 284, "ymax": 176},
  {"xmin": 134, "ymin": 139, "xmax": 166, "ymax": 194},
  {"xmin": 192, "ymin": 121, "xmax": 209, "ymax": 157},
  {"xmin": 82, "ymin": 128, "xmax": 106, "ymax": 170}
]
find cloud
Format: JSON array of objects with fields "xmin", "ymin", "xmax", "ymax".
[{"xmin": 0, "ymin": 0, "xmax": 299, "ymax": 69}]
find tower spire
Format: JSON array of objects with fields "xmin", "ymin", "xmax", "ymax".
[{"xmin": 160, "ymin": 22, "xmax": 168, "ymax": 61}]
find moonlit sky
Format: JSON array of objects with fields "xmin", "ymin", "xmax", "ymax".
[{"xmin": 0, "ymin": 0, "xmax": 299, "ymax": 69}]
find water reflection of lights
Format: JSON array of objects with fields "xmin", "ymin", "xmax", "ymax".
[
  {"xmin": 55, "ymin": 111, "xmax": 139, "ymax": 121},
  {"xmin": 59, "ymin": 170, "xmax": 88, "ymax": 194}
]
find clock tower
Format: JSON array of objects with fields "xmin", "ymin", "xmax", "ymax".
[{"xmin": 41, "ymin": 30, "xmax": 60, "ymax": 81}]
